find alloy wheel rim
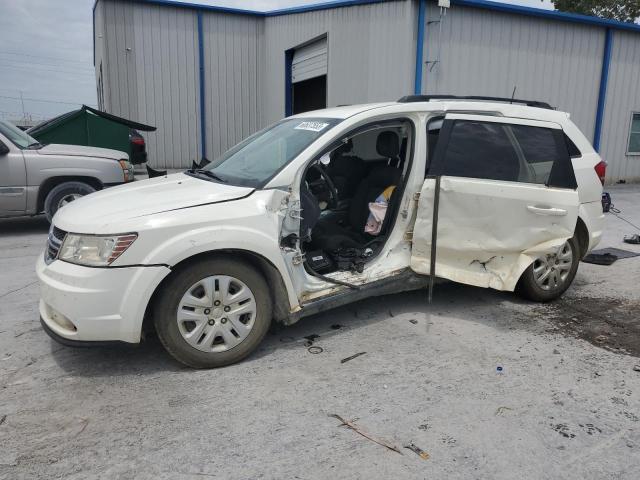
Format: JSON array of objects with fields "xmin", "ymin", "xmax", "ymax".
[
  {"xmin": 58, "ymin": 193, "xmax": 82, "ymax": 209},
  {"xmin": 532, "ymin": 241, "xmax": 573, "ymax": 291},
  {"xmin": 176, "ymin": 275, "xmax": 257, "ymax": 353}
]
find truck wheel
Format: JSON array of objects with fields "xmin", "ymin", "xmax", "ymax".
[
  {"xmin": 516, "ymin": 237, "xmax": 580, "ymax": 302},
  {"xmin": 44, "ymin": 181, "xmax": 96, "ymax": 222},
  {"xmin": 154, "ymin": 257, "xmax": 272, "ymax": 368}
]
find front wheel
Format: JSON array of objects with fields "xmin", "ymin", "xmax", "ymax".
[
  {"xmin": 516, "ymin": 237, "xmax": 580, "ymax": 302},
  {"xmin": 154, "ymin": 258, "xmax": 272, "ymax": 368}
]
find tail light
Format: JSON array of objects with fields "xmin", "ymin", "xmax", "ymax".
[
  {"xmin": 131, "ymin": 136, "xmax": 145, "ymax": 146},
  {"xmin": 594, "ymin": 161, "xmax": 607, "ymax": 185}
]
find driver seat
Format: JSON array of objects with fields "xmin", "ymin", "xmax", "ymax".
[{"xmin": 310, "ymin": 131, "xmax": 402, "ymax": 251}]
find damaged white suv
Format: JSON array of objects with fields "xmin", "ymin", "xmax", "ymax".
[{"xmin": 37, "ymin": 96, "xmax": 605, "ymax": 368}]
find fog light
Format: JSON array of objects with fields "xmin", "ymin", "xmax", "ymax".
[{"xmin": 47, "ymin": 304, "xmax": 77, "ymax": 332}]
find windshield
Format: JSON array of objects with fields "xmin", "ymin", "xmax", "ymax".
[
  {"xmin": 0, "ymin": 120, "xmax": 40, "ymax": 149},
  {"xmin": 195, "ymin": 118, "xmax": 341, "ymax": 187}
]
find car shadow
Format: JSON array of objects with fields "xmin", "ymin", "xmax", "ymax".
[
  {"xmin": 249, "ymin": 281, "xmax": 526, "ymax": 362},
  {"xmin": 47, "ymin": 281, "xmax": 525, "ymax": 376},
  {"xmin": 47, "ymin": 335, "xmax": 189, "ymax": 377},
  {"xmin": 0, "ymin": 215, "xmax": 49, "ymax": 236}
]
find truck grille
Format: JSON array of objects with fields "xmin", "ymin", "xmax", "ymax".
[{"xmin": 45, "ymin": 226, "xmax": 67, "ymax": 264}]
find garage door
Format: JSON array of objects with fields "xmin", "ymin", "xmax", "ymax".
[{"xmin": 292, "ymin": 37, "xmax": 327, "ymax": 84}]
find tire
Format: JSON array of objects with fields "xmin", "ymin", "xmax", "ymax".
[
  {"xmin": 44, "ymin": 181, "xmax": 96, "ymax": 222},
  {"xmin": 154, "ymin": 257, "xmax": 272, "ymax": 368},
  {"xmin": 516, "ymin": 236, "xmax": 580, "ymax": 302}
]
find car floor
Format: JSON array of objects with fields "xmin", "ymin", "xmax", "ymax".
[{"xmin": 0, "ymin": 185, "xmax": 639, "ymax": 479}]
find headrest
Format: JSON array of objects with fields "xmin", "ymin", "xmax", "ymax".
[
  {"xmin": 334, "ymin": 138, "xmax": 354, "ymax": 156},
  {"xmin": 376, "ymin": 131, "xmax": 400, "ymax": 158}
]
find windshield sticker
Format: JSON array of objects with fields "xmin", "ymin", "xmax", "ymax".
[{"xmin": 295, "ymin": 121, "xmax": 330, "ymax": 132}]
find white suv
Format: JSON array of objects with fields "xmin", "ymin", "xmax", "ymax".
[{"xmin": 37, "ymin": 96, "xmax": 605, "ymax": 368}]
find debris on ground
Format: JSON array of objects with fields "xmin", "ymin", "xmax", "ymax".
[
  {"xmin": 341, "ymin": 352, "xmax": 367, "ymax": 364},
  {"xmin": 307, "ymin": 346, "xmax": 323, "ymax": 354},
  {"xmin": 552, "ymin": 423, "xmax": 576, "ymax": 439},
  {"xmin": 303, "ymin": 334, "xmax": 320, "ymax": 347},
  {"xmin": 14, "ymin": 327, "xmax": 42, "ymax": 338},
  {"xmin": 633, "ymin": 365, "xmax": 640, "ymax": 372},
  {"xmin": 582, "ymin": 252, "xmax": 618, "ymax": 265},
  {"xmin": 495, "ymin": 406, "xmax": 513, "ymax": 416},
  {"xmin": 409, "ymin": 319, "xmax": 418, "ymax": 325},
  {"xmin": 74, "ymin": 418, "xmax": 89, "ymax": 437},
  {"xmin": 328, "ymin": 414, "xmax": 403, "ymax": 455},
  {"xmin": 0, "ymin": 414, "xmax": 6, "ymax": 425},
  {"xmin": 329, "ymin": 413, "xmax": 402, "ymax": 455},
  {"xmin": 583, "ymin": 247, "xmax": 639, "ymax": 265},
  {"xmin": 330, "ymin": 324, "xmax": 343, "ymax": 330},
  {"xmin": 623, "ymin": 234, "xmax": 640, "ymax": 244},
  {"xmin": 404, "ymin": 442, "xmax": 430, "ymax": 460}
]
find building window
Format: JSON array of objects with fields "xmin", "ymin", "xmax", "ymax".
[{"xmin": 628, "ymin": 113, "xmax": 640, "ymax": 155}]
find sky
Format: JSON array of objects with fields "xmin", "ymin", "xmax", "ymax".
[{"xmin": 0, "ymin": 0, "xmax": 554, "ymax": 124}]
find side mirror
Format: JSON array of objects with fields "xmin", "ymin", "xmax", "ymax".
[{"xmin": 0, "ymin": 142, "xmax": 9, "ymax": 156}]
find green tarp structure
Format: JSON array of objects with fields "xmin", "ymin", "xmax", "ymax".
[{"xmin": 28, "ymin": 105, "xmax": 156, "ymax": 161}]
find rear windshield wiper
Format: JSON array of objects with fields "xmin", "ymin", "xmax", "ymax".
[{"xmin": 188, "ymin": 168, "xmax": 227, "ymax": 183}]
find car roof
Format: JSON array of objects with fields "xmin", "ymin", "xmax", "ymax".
[{"xmin": 291, "ymin": 100, "xmax": 571, "ymax": 124}]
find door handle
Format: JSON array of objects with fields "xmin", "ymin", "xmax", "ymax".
[{"xmin": 526, "ymin": 205, "xmax": 568, "ymax": 216}]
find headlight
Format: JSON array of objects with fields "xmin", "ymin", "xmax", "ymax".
[
  {"xmin": 119, "ymin": 159, "xmax": 134, "ymax": 182},
  {"xmin": 58, "ymin": 233, "xmax": 138, "ymax": 267}
]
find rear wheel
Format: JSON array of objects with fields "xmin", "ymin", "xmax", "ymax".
[
  {"xmin": 516, "ymin": 237, "xmax": 580, "ymax": 302},
  {"xmin": 44, "ymin": 181, "xmax": 96, "ymax": 222},
  {"xmin": 154, "ymin": 258, "xmax": 272, "ymax": 368}
]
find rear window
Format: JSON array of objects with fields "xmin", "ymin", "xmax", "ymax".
[
  {"xmin": 441, "ymin": 121, "xmax": 519, "ymax": 182},
  {"xmin": 434, "ymin": 119, "xmax": 577, "ymax": 189},
  {"xmin": 564, "ymin": 133, "xmax": 581, "ymax": 158}
]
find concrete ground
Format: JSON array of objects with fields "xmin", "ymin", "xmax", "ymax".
[{"xmin": 1, "ymin": 185, "xmax": 639, "ymax": 480}]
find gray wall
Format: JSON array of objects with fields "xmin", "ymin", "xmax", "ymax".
[
  {"xmin": 201, "ymin": 12, "xmax": 262, "ymax": 161},
  {"xmin": 99, "ymin": 0, "xmax": 202, "ymax": 169},
  {"xmin": 600, "ymin": 30, "xmax": 640, "ymax": 183},
  {"xmin": 261, "ymin": 0, "xmax": 417, "ymax": 125},
  {"xmin": 421, "ymin": 3, "xmax": 604, "ymax": 143}
]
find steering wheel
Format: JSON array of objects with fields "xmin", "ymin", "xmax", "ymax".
[{"xmin": 308, "ymin": 163, "xmax": 339, "ymax": 210}]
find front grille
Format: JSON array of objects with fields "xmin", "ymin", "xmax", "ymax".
[{"xmin": 45, "ymin": 226, "xmax": 67, "ymax": 264}]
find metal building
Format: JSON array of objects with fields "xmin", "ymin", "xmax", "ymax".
[{"xmin": 93, "ymin": 0, "xmax": 640, "ymax": 184}]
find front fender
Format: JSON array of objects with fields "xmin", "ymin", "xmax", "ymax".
[{"xmin": 139, "ymin": 224, "xmax": 299, "ymax": 310}]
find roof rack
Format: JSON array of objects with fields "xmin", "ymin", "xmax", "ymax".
[{"xmin": 397, "ymin": 95, "xmax": 553, "ymax": 110}]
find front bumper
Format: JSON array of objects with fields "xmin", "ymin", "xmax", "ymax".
[{"xmin": 36, "ymin": 253, "xmax": 170, "ymax": 344}]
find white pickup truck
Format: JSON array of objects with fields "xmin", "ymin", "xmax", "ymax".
[{"xmin": 0, "ymin": 119, "xmax": 134, "ymax": 221}]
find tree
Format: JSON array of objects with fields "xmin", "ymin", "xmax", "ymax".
[{"xmin": 550, "ymin": 0, "xmax": 640, "ymax": 23}]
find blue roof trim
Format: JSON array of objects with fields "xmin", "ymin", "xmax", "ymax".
[
  {"xmin": 451, "ymin": 0, "xmax": 640, "ymax": 33},
  {"xmin": 132, "ymin": 0, "xmax": 263, "ymax": 15},
  {"xmin": 107, "ymin": 0, "xmax": 388, "ymax": 17},
  {"xmin": 265, "ymin": 0, "xmax": 387, "ymax": 16}
]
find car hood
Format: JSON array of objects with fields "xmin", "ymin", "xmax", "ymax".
[
  {"xmin": 53, "ymin": 173, "xmax": 254, "ymax": 232},
  {"xmin": 36, "ymin": 143, "xmax": 127, "ymax": 160}
]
